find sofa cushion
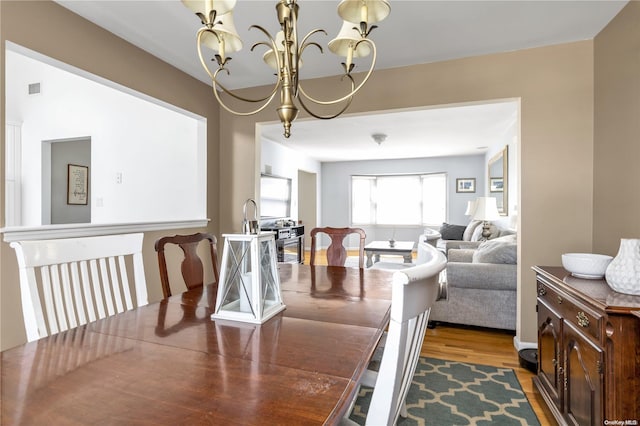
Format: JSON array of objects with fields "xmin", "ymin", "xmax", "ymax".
[
  {"xmin": 439, "ymin": 223, "xmax": 467, "ymax": 240},
  {"xmin": 447, "ymin": 249, "xmax": 475, "ymax": 263},
  {"xmin": 472, "ymin": 234, "xmax": 517, "ymax": 264},
  {"xmin": 492, "ymin": 228, "xmax": 516, "ymax": 239},
  {"xmin": 446, "ymin": 263, "xmax": 517, "ymax": 291}
]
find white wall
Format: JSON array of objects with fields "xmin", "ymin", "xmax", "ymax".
[
  {"xmin": 321, "ymin": 155, "xmax": 486, "ymax": 246},
  {"xmin": 259, "ymin": 137, "xmax": 322, "ymax": 225},
  {"xmin": 5, "ymin": 46, "xmax": 206, "ymax": 227}
]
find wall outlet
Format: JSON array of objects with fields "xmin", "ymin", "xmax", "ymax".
[{"xmin": 116, "ymin": 172, "xmax": 122, "ymax": 184}]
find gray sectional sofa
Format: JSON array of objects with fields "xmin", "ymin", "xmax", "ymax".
[
  {"xmin": 370, "ymin": 227, "xmax": 518, "ymax": 331},
  {"xmin": 430, "ymin": 233, "xmax": 517, "ymax": 331}
]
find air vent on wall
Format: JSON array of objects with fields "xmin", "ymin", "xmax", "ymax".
[{"xmin": 28, "ymin": 82, "xmax": 41, "ymax": 95}]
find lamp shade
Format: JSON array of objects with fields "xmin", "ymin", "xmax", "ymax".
[
  {"xmin": 464, "ymin": 200, "xmax": 477, "ymax": 216},
  {"xmin": 472, "ymin": 197, "xmax": 501, "ymax": 221},
  {"xmin": 200, "ymin": 12, "xmax": 243, "ymax": 56},
  {"xmin": 262, "ymin": 31, "xmax": 304, "ymax": 71},
  {"xmin": 337, "ymin": 0, "xmax": 391, "ymax": 24},
  {"xmin": 328, "ymin": 20, "xmax": 372, "ymax": 58},
  {"xmin": 181, "ymin": 0, "xmax": 236, "ymax": 17},
  {"xmin": 262, "ymin": 31, "xmax": 285, "ymax": 70}
]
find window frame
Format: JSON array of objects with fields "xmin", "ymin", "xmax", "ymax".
[{"xmin": 350, "ymin": 173, "xmax": 448, "ymax": 227}]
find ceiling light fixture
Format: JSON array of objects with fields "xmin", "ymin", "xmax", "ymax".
[
  {"xmin": 182, "ymin": 0, "xmax": 391, "ymax": 138},
  {"xmin": 371, "ymin": 133, "xmax": 387, "ymax": 145}
]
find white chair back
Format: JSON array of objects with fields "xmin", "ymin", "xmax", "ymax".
[
  {"xmin": 10, "ymin": 233, "xmax": 148, "ymax": 342},
  {"xmin": 365, "ymin": 243, "xmax": 446, "ymax": 425}
]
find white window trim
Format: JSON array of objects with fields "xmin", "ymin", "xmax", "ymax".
[
  {"xmin": 351, "ymin": 173, "xmax": 447, "ymax": 226},
  {"xmin": 1, "ymin": 219, "xmax": 209, "ymax": 242}
]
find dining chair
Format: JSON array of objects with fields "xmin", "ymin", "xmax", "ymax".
[
  {"xmin": 154, "ymin": 232, "xmax": 219, "ymax": 298},
  {"xmin": 10, "ymin": 233, "xmax": 148, "ymax": 342},
  {"xmin": 343, "ymin": 244, "xmax": 447, "ymax": 425},
  {"xmin": 309, "ymin": 227, "xmax": 366, "ymax": 268}
]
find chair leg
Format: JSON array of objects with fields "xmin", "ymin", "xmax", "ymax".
[{"xmin": 400, "ymin": 400, "xmax": 408, "ymax": 418}]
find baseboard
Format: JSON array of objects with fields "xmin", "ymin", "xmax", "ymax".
[{"xmin": 513, "ymin": 335, "xmax": 537, "ymax": 351}]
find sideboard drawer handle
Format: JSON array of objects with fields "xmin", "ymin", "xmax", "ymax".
[
  {"xmin": 577, "ymin": 311, "xmax": 589, "ymax": 327},
  {"xmin": 557, "ymin": 296, "xmax": 562, "ymax": 304},
  {"xmin": 537, "ymin": 286, "xmax": 547, "ymax": 297}
]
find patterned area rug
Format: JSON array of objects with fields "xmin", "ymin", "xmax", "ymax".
[{"xmin": 350, "ymin": 357, "xmax": 540, "ymax": 426}]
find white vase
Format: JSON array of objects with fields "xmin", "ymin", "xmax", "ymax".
[{"xmin": 605, "ymin": 239, "xmax": 640, "ymax": 295}]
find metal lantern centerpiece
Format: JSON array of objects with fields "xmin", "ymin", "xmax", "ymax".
[{"xmin": 212, "ymin": 200, "xmax": 285, "ymax": 324}]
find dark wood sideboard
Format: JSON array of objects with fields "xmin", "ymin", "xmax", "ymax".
[{"xmin": 532, "ymin": 266, "xmax": 640, "ymax": 426}]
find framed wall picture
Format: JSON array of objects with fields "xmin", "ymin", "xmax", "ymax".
[
  {"xmin": 490, "ymin": 177, "xmax": 504, "ymax": 192},
  {"xmin": 67, "ymin": 164, "xmax": 89, "ymax": 205},
  {"xmin": 456, "ymin": 178, "xmax": 476, "ymax": 193}
]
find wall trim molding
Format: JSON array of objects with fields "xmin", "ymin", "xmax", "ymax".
[
  {"xmin": 513, "ymin": 335, "xmax": 537, "ymax": 351},
  {"xmin": 1, "ymin": 219, "xmax": 210, "ymax": 242}
]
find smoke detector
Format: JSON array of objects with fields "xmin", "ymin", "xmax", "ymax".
[{"xmin": 371, "ymin": 133, "xmax": 387, "ymax": 145}]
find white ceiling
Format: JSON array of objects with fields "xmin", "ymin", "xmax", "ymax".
[
  {"xmin": 260, "ymin": 100, "xmax": 519, "ymax": 161},
  {"xmin": 54, "ymin": 0, "xmax": 627, "ymax": 161}
]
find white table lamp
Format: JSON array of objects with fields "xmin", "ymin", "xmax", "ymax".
[
  {"xmin": 464, "ymin": 200, "xmax": 477, "ymax": 216},
  {"xmin": 472, "ymin": 197, "xmax": 500, "ymax": 240},
  {"xmin": 212, "ymin": 232, "xmax": 285, "ymax": 324}
]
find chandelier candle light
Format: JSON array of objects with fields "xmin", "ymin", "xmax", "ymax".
[{"xmin": 182, "ymin": 0, "xmax": 391, "ymax": 138}]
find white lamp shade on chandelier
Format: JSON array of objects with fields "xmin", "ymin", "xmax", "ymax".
[
  {"xmin": 472, "ymin": 197, "xmax": 501, "ymax": 222},
  {"xmin": 182, "ymin": 0, "xmax": 236, "ymax": 16},
  {"xmin": 337, "ymin": 0, "xmax": 391, "ymax": 24},
  {"xmin": 328, "ymin": 21, "xmax": 372, "ymax": 59},
  {"xmin": 263, "ymin": 31, "xmax": 304, "ymax": 71},
  {"xmin": 199, "ymin": 12, "xmax": 242, "ymax": 58}
]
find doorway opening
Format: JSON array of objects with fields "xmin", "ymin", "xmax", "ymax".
[{"xmin": 43, "ymin": 137, "xmax": 91, "ymax": 225}]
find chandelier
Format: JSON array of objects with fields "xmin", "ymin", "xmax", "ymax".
[{"xmin": 182, "ymin": 0, "xmax": 391, "ymax": 138}]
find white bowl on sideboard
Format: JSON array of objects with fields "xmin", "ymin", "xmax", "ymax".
[{"xmin": 561, "ymin": 253, "xmax": 613, "ymax": 279}]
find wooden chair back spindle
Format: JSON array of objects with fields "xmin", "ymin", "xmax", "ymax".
[
  {"xmin": 154, "ymin": 232, "xmax": 219, "ymax": 298},
  {"xmin": 309, "ymin": 227, "xmax": 366, "ymax": 268}
]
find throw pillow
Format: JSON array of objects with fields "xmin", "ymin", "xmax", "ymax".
[
  {"xmin": 473, "ymin": 234, "xmax": 517, "ymax": 264},
  {"xmin": 462, "ymin": 220, "xmax": 483, "ymax": 241},
  {"xmin": 471, "ymin": 223, "xmax": 485, "ymax": 241},
  {"xmin": 471, "ymin": 223, "xmax": 498, "ymax": 241},
  {"xmin": 439, "ymin": 223, "xmax": 466, "ymax": 240}
]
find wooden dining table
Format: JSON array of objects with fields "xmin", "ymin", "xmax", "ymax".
[{"xmin": 1, "ymin": 264, "xmax": 393, "ymax": 425}]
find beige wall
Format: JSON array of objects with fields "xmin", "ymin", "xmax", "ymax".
[
  {"xmin": 594, "ymin": 1, "xmax": 640, "ymax": 254},
  {"xmin": 221, "ymin": 42, "xmax": 596, "ymax": 346},
  {"xmin": 0, "ymin": 1, "xmax": 220, "ymax": 350}
]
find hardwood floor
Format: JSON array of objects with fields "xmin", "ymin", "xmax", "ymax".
[{"xmin": 305, "ymin": 249, "xmax": 555, "ymax": 425}]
